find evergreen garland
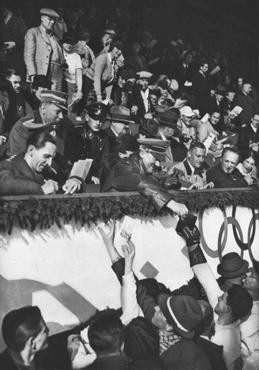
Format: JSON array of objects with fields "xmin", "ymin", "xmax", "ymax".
[{"xmin": 0, "ymin": 189, "xmax": 258, "ymax": 234}]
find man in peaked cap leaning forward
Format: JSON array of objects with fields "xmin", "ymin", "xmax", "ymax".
[
  {"xmin": 102, "ymin": 137, "xmax": 188, "ymax": 216},
  {"xmin": 24, "ymin": 8, "xmax": 65, "ymax": 91},
  {"xmin": 7, "ymin": 90, "xmax": 67, "ymax": 157}
]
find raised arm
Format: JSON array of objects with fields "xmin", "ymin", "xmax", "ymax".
[{"xmin": 176, "ymin": 218, "xmax": 222, "ymax": 311}]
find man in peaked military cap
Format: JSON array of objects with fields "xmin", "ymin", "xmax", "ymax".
[
  {"xmin": 24, "ymin": 8, "xmax": 65, "ymax": 91},
  {"xmin": 102, "ymin": 137, "xmax": 188, "ymax": 216},
  {"xmin": 64, "ymin": 102, "xmax": 109, "ymax": 184}
]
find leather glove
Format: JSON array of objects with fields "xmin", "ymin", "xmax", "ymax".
[{"xmin": 176, "ymin": 214, "xmax": 200, "ymax": 246}]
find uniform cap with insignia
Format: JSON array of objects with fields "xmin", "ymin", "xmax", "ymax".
[
  {"xmin": 107, "ymin": 106, "xmax": 135, "ymax": 125},
  {"xmin": 40, "ymin": 8, "xmax": 60, "ymax": 20},
  {"xmin": 136, "ymin": 71, "xmax": 153, "ymax": 80},
  {"xmin": 86, "ymin": 102, "xmax": 107, "ymax": 121},
  {"xmin": 137, "ymin": 138, "xmax": 169, "ymax": 160},
  {"xmin": 23, "ymin": 91, "xmax": 67, "ymax": 129},
  {"xmin": 39, "ymin": 90, "xmax": 68, "ymax": 111}
]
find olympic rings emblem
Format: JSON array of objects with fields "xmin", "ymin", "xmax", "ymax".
[{"xmin": 199, "ymin": 206, "xmax": 258, "ymax": 261}]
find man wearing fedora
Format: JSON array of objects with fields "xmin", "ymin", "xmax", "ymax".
[
  {"xmin": 24, "ymin": 8, "xmax": 65, "ymax": 91},
  {"xmin": 101, "ymin": 105, "xmax": 135, "ymax": 184},
  {"xmin": 102, "ymin": 137, "xmax": 188, "ymax": 216},
  {"xmin": 176, "ymin": 221, "xmax": 253, "ymax": 370},
  {"xmin": 217, "ymin": 252, "xmax": 249, "ymax": 292}
]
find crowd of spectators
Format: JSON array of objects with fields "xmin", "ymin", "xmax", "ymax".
[
  {"xmin": 0, "ymin": 2, "xmax": 259, "ymax": 369},
  {"xmin": 0, "ymin": 2, "xmax": 259, "ymax": 201},
  {"xmin": 0, "ymin": 219, "xmax": 258, "ymax": 370}
]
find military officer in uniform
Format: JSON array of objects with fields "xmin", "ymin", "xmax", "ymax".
[{"xmin": 64, "ymin": 102, "xmax": 109, "ymax": 183}]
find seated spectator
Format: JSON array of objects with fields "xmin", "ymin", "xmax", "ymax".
[
  {"xmin": 102, "ymin": 138, "xmax": 188, "ymax": 216},
  {"xmin": 0, "ymin": 69, "xmax": 32, "ymax": 140},
  {"xmin": 7, "ymin": 90, "xmax": 67, "ymax": 157},
  {"xmin": 172, "ymin": 142, "xmax": 211, "ymax": 189},
  {"xmin": 237, "ymin": 112, "xmax": 259, "ymax": 158},
  {"xmin": 236, "ymin": 152, "xmax": 257, "ymax": 186},
  {"xmin": 0, "ymin": 130, "xmax": 81, "ymax": 195},
  {"xmin": 207, "ymin": 147, "xmax": 247, "ymax": 188},
  {"xmin": 196, "ymin": 112, "xmax": 220, "ymax": 144},
  {"xmin": 62, "ymin": 32, "xmax": 83, "ymax": 111},
  {"xmin": 177, "ymin": 106, "xmax": 196, "ymax": 149}
]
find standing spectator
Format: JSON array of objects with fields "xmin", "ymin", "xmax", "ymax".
[
  {"xmin": 0, "ymin": 3, "xmax": 27, "ymax": 76},
  {"xmin": 233, "ymin": 81, "xmax": 256, "ymax": 128},
  {"xmin": 86, "ymin": 41, "xmax": 124, "ymax": 104},
  {"xmin": 177, "ymin": 222, "xmax": 253, "ymax": 370},
  {"xmin": 192, "ymin": 61, "xmax": 211, "ymax": 115},
  {"xmin": 53, "ymin": 6, "xmax": 68, "ymax": 41},
  {"xmin": 24, "ymin": 8, "xmax": 65, "ymax": 91},
  {"xmin": 61, "ymin": 32, "xmax": 83, "ymax": 112},
  {"xmin": 130, "ymin": 71, "xmax": 153, "ymax": 122},
  {"xmin": 74, "ymin": 29, "xmax": 95, "ymax": 117}
]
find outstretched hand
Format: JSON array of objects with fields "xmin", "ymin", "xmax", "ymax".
[
  {"xmin": 177, "ymin": 224, "xmax": 201, "ymax": 247},
  {"xmin": 98, "ymin": 220, "xmax": 116, "ymax": 246},
  {"xmin": 122, "ymin": 241, "xmax": 135, "ymax": 274}
]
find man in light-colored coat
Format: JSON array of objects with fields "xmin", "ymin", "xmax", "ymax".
[{"xmin": 24, "ymin": 8, "xmax": 64, "ymax": 91}]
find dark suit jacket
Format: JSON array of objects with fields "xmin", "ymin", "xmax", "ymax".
[
  {"xmin": 102, "ymin": 153, "xmax": 174, "ymax": 211},
  {"xmin": 87, "ymin": 354, "xmax": 129, "ymax": 370},
  {"xmin": 237, "ymin": 124, "xmax": 259, "ymax": 157},
  {"xmin": 160, "ymin": 338, "xmax": 212, "ymax": 370},
  {"xmin": 195, "ymin": 336, "xmax": 227, "ymax": 370},
  {"xmin": 0, "ymin": 344, "xmax": 71, "ymax": 370},
  {"xmin": 192, "ymin": 72, "xmax": 211, "ymax": 115},
  {"xmin": 207, "ymin": 164, "xmax": 247, "ymax": 188},
  {"xmin": 233, "ymin": 92, "xmax": 256, "ymax": 126},
  {"xmin": 0, "ymin": 154, "xmax": 45, "ymax": 195},
  {"xmin": 130, "ymin": 87, "xmax": 151, "ymax": 122}
]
